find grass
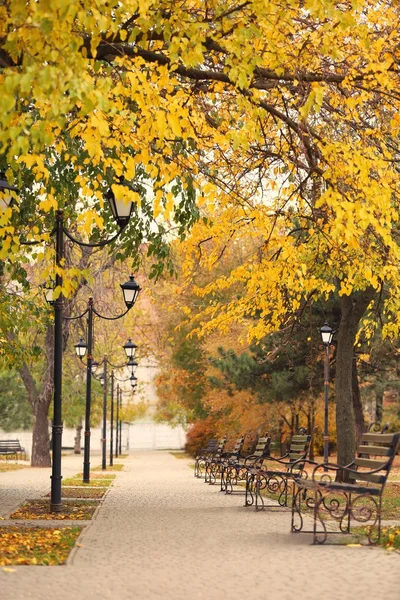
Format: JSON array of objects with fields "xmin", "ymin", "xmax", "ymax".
[
  {"xmin": 69, "ymin": 472, "xmax": 116, "ymax": 480},
  {"xmin": 0, "ymin": 455, "xmax": 27, "ymax": 462},
  {"xmin": 0, "ymin": 526, "xmax": 82, "ymax": 566},
  {"xmin": 10, "ymin": 499, "xmax": 98, "ymax": 520},
  {"xmin": 62, "ymin": 477, "xmax": 114, "ymax": 487},
  {"xmin": 83, "ymin": 472, "xmax": 116, "ymax": 479},
  {"xmin": 377, "ymin": 526, "xmax": 400, "ymax": 550},
  {"xmin": 379, "ymin": 483, "xmax": 400, "ymax": 519},
  {"xmin": 46, "ymin": 487, "xmax": 106, "ymax": 499},
  {"xmin": 0, "ymin": 463, "xmax": 28, "ymax": 472},
  {"xmin": 170, "ymin": 452, "xmax": 191, "ymax": 459},
  {"xmin": 92, "ymin": 464, "xmax": 124, "ymax": 471}
]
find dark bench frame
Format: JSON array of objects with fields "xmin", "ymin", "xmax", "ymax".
[
  {"xmin": 223, "ymin": 432, "xmax": 271, "ymax": 494},
  {"xmin": 194, "ymin": 436, "xmax": 227, "ymax": 479},
  {"xmin": 0, "ymin": 439, "xmax": 27, "ymax": 461},
  {"xmin": 205, "ymin": 435, "xmax": 245, "ymax": 485},
  {"xmin": 245, "ymin": 429, "xmax": 312, "ymax": 510},
  {"xmin": 291, "ymin": 431, "xmax": 400, "ymax": 544}
]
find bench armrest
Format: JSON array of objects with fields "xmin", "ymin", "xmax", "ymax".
[
  {"xmin": 289, "ymin": 458, "xmax": 319, "ymax": 479},
  {"xmin": 254, "ymin": 455, "xmax": 292, "ymax": 470},
  {"xmin": 312, "ymin": 459, "xmax": 390, "ymax": 484},
  {"xmin": 243, "ymin": 453, "xmax": 269, "ymax": 465}
]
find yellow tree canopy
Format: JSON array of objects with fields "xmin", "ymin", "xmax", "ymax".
[
  {"xmin": 2, "ymin": 0, "xmax": 400, "ymax": 465},
  {"xmin": 0, "ymin": 1, "xmax": 398, "ymax": 314}
]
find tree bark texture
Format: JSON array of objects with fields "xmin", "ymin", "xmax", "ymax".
[
  {"xmin": 352, "ymin": 356, "xmax": 365, "ymax": 447},
  {"xmin": 335, "ymin": 289, "xmax": 375, "ymax": 469},
  {"xmin": 74, "ymin": 424, "xmax": 83, "ymax": 454},
  {"xmin": 31, "ymin": 400, "xmax": 52, "ymax": 467},
  {"xmin": 19, "ymin": 326, "xmax": 54, "ymax": 466}
]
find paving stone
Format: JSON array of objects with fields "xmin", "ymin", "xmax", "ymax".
[{"xmin": 0, "ymin": 451, "xmax": 398, "ymax": 600}]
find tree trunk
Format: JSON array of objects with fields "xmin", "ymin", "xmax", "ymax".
[
  {"xmin": 74, "ymin": 424, "xmax": 83, "ymax": 454},
  {"xmin": 352, "ymin": 356, "xmax": 365, "ymax": 446},
  {"xmin": 336, "ymin": 289, "xmax": 375, "ymax": 469},
  {"xmin": 31, "ymin": 400, "xmax": 51, "ymax": 467},
  {"xmin": 375, "ymin": 390, "xmax": 383, "ymax": 424},
  {"xmin": 309, "ymin": 403, "xmax": 316, "ymax": 461}
]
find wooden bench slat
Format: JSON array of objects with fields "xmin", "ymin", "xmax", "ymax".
[
  {"xmin": 358, "ymin": 445, "xmax": 391, "ymax": 456},
  {"xmin": 354, "ymin": 457, "xmax": 388, "ymax": 469},
  {"xmin": 354, "ymin": 471, "xmax": 386, "ymax": 484},
  {"xmin": 361, "ymin": 433, "xmax": 397, "ymax": 444}
]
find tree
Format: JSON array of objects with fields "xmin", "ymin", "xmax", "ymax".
[
  {"xmin": 0, "ymin": 367, "xmax": 32, "ymax": 431},
  {"xmin": 2, "ymin": 2, "xmax": 400, "ymax": 466}
]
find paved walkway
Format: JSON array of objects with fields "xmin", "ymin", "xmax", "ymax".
[{"xmin": 0, "ymin": 452, "xmax": 399, "ymax": 600}]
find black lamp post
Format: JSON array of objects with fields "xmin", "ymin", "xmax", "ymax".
[
  {"xmin": 101, "ymin": 358, "xmax": 108, "ymax": 471},
  {"xmin": 115, "ymin": 384, "xmax": 120, "ymax": 458},
  {"xmin": 46, "ymin": 184, "xmax": 139, "ymax": 508},
  {"xmin": 320, "ymin": 322, "xmax": 334, "ymax": 465},
  {"xmin": 74, "ymin": 288, "xmax": 141, "ymax": 482},
  {"xmin": 3, "ymin": 176, "xmax": 140, "ymax": 510},
  {"xmin": 119, "ymin": 394, "xmax": 123, "ymax": 456},
  {"xmin": 123, "ymin": 338, "xmax": 137, "ymax": 360},
  {"xmin": 89, "ymin": 343, "xmax": 137, "ymax": 470},
  {"xmin": 111, "ymin": 359, "xmax": 138, "ymax": 459},
  {"xmin": 110, "ymin": 370, "xmax": 115, "ymax": 467}
]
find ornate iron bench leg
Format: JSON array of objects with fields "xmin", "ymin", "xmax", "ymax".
[
  {"xmin": 255, "ymin": 474, "xmax": 265, "ymax": 511},
  {"xmin": 204, "ymin": 462, "xmax": 210, "ymax": 483},
  {"xmin": 220, "ymin": 464, "xmax": 227, "ymax": 492},
  {"xmin": 245, "ymin": 472, "xmax": 254, "ymax": 506}
]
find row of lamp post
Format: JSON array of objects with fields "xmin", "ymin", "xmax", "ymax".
[
  {"xmin": 75, "ymin": 336, "xmax": 138, "ymax": 479},
  {"xmin": 46, "ymin": 193, "xmax": 140, "ymax": 510},
  {"xmin": 0, "ymin": 174, "xmax": 141, "ymax": 511}
]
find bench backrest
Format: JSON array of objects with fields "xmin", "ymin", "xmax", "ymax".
[
  {"xmin": 353, "ymin": 431, "xmax": 400, "ymax": 488},
  {"xmin": 230, "ymin": 435, "xmax": 245, "ymax": 456},
  {"xmin": 0, "ymin": 440, "xmax": 22, "ymax": 448},
  {"xmin": 288, "ymin": 433, "xmax": 312, "ymax": 464},
  {"xmin": 252, "ymin": 432, "xmax": 271, "ymax": 458},
  {"xmin": 204, "ymin": 439, "xmax": 218, "ymax": 452},
  {"xmin": 210, "ymin": 436, "xmax": 227, "ymax": 457}
]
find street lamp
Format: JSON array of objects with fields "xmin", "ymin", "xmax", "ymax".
[
  {"xmin": 3, "ymin": 174, "xmax": 138, "ymax": 510},
  {"xmin": 74, "ymin": 338, "xmax": 88, "ymax": 359},
  {"xmin": 71, "ymin": 292, "xmax": 140, "ymax": 482},
  {"xmin": 105, "ymin": 185, "xmax": 135, "ymax": 229},
  {"xmin": 127, "ymin": 358, "xmax": 138, "ymax": 375},
  {"xmin": 123, "ymin": 338, "xmax": 137, "ymax": 359},
  {"xmin": 44, "ymin": 184, "xmax": 137, "ymax": 510},
  {"xmin": 115, "ymin": 384, "xmax": 121, "ymax": 458},
  {"xmin": 121, "ymin": 276, "xmax": 141, "ymax": 309},
  {"xmin": 87, "ymin": 341, "xmax": 137, "ymax": 470},
  {"xmin": 91, "ymin": 360, "xmax": 99, "ymax": 376},
  {"xmin": 0, "ymin": 175, "xmax": 17, "ymax": 211},
  {"xmin": 320, "ymin": 321, "xmax": 334, "ymax": 465},
  {"xmin": 112, "ymin": 365, "xmax": 139, "ymax": 458}
]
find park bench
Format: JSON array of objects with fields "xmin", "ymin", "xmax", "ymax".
[
  {"xmin": 291, "ymin": 430, "xmax": 400, "ymax": 544},
  {"xmin": 205, "ymin": 435, "xmax": 245, "ymax": 485},
  {"xmin": 245, "ymin": 429, "xmax": 312, "ymax": 510},
  {"xmin": 194, "ymin": 436, "xmax": 226, "ymax": 478},
  {"xmin": 0, "ymin": 439, "xmax": 27, "ymax": 461},
  {"xmin": 222, "ymin": 432, "xmax": 271, "ymax": 493}
]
